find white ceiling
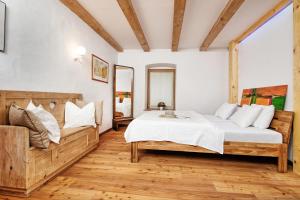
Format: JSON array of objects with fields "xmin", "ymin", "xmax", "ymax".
[
  {"xmin": 77, "ymin": 0, "xmax": 282, "ymax": 50},
  {"xmin": 212, "ymin": 0, "xmax": 282, "ymax": 48}
]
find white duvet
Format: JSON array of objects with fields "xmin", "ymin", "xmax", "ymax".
[
  {"xmin": 116, "ymin": 102, "xmax": 132, "ymax": 117},
  {"xmin": 124, "ymin": 111, "xmax": 225, "ymax": 154}
]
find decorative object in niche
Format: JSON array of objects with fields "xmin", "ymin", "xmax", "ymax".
[
  {"xmin": 92, "ymin": 54, "xmax": 109, "ymax": 83},
  {"xmin": 0, "ymin": 1, "xmax": 6, "ymax": 52},
  {"xmin": 157, "ymin": 102, "xmax": 166, "ymax": 110},
  {"xmin": 240, "ymin": 85, "xmax": 288, "ymax": 110}
]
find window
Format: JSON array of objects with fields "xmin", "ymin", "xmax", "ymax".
[{"xmin": 147, "ymin": 68, "xmax": 176, "ymax": 110}]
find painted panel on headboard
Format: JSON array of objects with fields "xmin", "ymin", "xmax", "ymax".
[{"xmin": 240, "ymin": 85, "xmax": 288, "ymax": 110}]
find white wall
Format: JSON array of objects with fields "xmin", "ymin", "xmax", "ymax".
[
  {"xmin": 0, "ymin": 0, "xmax": 118, "ymax": 132},
  {"xmin": 239, "ymin": 5, "xmax": 293, "ymax": 110},
  {"xmin": 117, "ymin": 49, "xmax": 229, "ymax": 116},
  {"xmin": 239, "ymin": 5, "xmax": 293, "ymax": 159}
]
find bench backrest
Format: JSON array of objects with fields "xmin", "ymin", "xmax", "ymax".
[
  {"xmin": 0, "ymin": 90, "xmax": 82, "ymax": 128},
  {"xmin": 270, "ymin": 110, "xmax": 294, "ymax": 144}
]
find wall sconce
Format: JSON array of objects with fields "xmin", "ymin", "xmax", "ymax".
[{"xmin": 74, "ymin": 46, "xmax": 86, "ymax": 62}]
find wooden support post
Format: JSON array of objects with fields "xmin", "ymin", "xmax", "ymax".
[
  {"xmin": 228, "ymin": 41, "xmax": 239, "ymax": 104},
  {"xmin": 293, "ymin": 0, "xmax": 300, "ymax": 175},
  {"xmin": 131, "ymin": 142, "xmax": 138, "ymax": 163}
]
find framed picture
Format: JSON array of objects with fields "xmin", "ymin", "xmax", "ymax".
[
  {"xmin": 91, "ymin": 54, "xmax": 109, "ymax": 83},
  {"xmin": 0, "ymin": 1, "xmax": 6, "ymax": 52}
]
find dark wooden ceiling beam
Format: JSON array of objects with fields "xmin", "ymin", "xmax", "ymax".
[
  {"xmin": 200, "ymin": 0, "xmax": 245, "ymax": 51},
  {"xmin": 60, "ymin": 0, "xmax": 123, "ymax": 52},
  {"xmin": 117, "ymin": 0, "xmax": 150, "ymax": 52},
  {"xmin": 172, "ymin": 0, "xmax": 186, "ymax": 51}
]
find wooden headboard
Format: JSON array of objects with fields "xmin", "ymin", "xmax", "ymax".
[
  {"xmin": 270, "ymin": 110, "xmax": 294, "ymax": 144},
  {"xmin": 0, "ymin": 90, "xmax": 82, "ymax": 128}
]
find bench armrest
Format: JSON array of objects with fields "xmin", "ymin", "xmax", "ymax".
[
  {"xmin": 0, "ymin": 125, "xmax": 30, "ymax": 151},
  {"xmin": 0, "ymin": 125, "xmax": 30, "ymax": 148},
  {"xmin": 0, "ymin": 125, "xmax": 30, "ymax": 188}
]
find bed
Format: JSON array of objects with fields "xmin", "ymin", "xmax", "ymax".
[
  {"xmin": 125, "ymin": 110, "xmax": 294, "ymax": 173},
  {"xmin": 115, "ymin": 91, "xmax": 132, "ymax": 118}
]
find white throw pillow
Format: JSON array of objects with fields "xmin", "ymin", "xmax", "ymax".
[
  {"xmin": 122, "ymin": 97, "xmax": 131, "ymax": 104},
  {"xmin": 215, "ymin": 103, "xmax": 238, "ymax": 120},
  {"xmin": 26, "ymin": 101, "xmax": 61, "ymax": 144},
  {"xmin": 75, "ymin": 99, "xmax": 103, "ymax": 125},
  {"xmin": 63, "ymin": 101, "xmax": 96, "ymax": 129},
  {"xmin": 252, "ymin": 104, "xmax": 275, "ymax": 129},
  {"xmin": 229, "ymin": 105, "xmax": 262, "ymax": 128}
]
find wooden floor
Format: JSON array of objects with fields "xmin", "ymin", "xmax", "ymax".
[{"xmin": 1, "ymin": 127, "xmax": 300, "ymax": 200}]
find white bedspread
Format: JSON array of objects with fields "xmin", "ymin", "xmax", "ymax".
[
  {"xmin": 204, "ymin": 115, "xmax": 282, "ymax": 144},
  {"xmin": 116, "ymin": 102, "xmax": 131, "ymax": 117},
  {"xmin": 124, "ymin": 111, "xmax": 225, "ymax": 154}
]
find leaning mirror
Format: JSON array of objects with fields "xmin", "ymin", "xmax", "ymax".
[{"xmin": 113, "ymin": 65, "xmax": 134, "ymax": 130}]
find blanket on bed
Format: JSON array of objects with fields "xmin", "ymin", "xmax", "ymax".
[{"xmin": 124, "ymin": 111, "xmax": 225, "ymax": 154}]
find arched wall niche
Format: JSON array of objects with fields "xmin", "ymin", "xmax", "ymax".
[{"xmin": 145, "ymin": 63, "xmax": 176, "ymax": 110}]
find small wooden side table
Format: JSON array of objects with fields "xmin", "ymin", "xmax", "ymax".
[{"xmin": 113, "ymin": 118, "xmax": 134, "ymax": 131}]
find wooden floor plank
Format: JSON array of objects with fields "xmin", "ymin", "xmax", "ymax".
[{"xmin": 1, "ymin": 127, "xmax": 300, "ymax": 200}]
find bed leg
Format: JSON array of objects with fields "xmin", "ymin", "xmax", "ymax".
[
  {"xmin": 131, "ymin": 142, "xmax": 138, "ymax": 163},
  {"xmin": 278, "ymin": 144, "xmax": 288, "ymax": 173}
]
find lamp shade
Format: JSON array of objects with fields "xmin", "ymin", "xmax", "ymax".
[{"xmin": 76, "ymin": 46, "xmax": 86, "ymax": 56}]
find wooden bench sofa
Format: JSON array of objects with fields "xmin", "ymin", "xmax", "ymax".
[{"xmin": 0, "ymin": 90, "xmax": 101, "ymax": 197}]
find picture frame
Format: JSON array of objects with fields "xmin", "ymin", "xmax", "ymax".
[
  {"xmin": 91, "ymin": 54, "xmax": 109, "ymax": 83},
  {"xmin": 0, "ymin": 0, "xmax": 6, "ymax": 52}
]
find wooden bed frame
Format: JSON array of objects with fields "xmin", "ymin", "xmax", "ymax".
[{"xmin": 130, "ymin": 111, "xmax": 294, "ymax": 173}]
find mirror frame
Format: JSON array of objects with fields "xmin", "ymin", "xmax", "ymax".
[{"xmin": 113, "ymin": 64, "xmax": 134, "ymax": 120}]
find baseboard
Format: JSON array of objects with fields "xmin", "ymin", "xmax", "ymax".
[{"xmin": 100, "ymin": 128, "xmax": 112, "ymax": 135}]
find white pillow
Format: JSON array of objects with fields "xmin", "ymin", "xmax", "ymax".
[
  {"xmin": 123, "ymin": 97, "xmax": 131, "ymax": 104},
  {"xmin": 215, "ymin": 103, "xmax": 238, "ymax": 119},
  {"xmin": 26, "ymin": 101, "xmax": 61, "ymax": 144},
  {"xmin": 63, "ymin": 101, "xmax": 96, "ymax": 129},
  {"xmin": 229, "ymin": 105, "xmax": 262, "ymax": 128},
  {"xmin": 252, "ymin": 104, "xmax": 275, "ymax": 129}
]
